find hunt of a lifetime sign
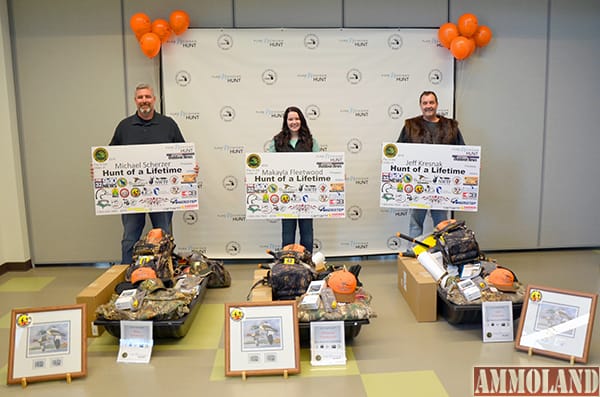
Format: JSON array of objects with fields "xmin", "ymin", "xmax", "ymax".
[
  {"xmin": 245, "ymin": 152, "xmax": 345, "ymax": 219},
  {"xmin": 91, "ymin": 143, "xmax": 198, "ymax": 215},
  {"xmin": 380, "ymin": 143, "xmax": 481, "ymax": 211}
]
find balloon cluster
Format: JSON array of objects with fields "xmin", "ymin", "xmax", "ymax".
[
  {"xmin": 130, "ymin": 10, "xmax": 191, "ymax": 59},
  {"xmin": 438, "ymin": 13, "xmax": 492, "ymax": 60}
]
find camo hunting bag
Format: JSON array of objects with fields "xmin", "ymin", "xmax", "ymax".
[
  {"xmin": 127, "ymin": 228, "xmax": 176, "ymax": 282},
  {"xmin": 185, "ymin": 252, "xmax": 231, "ymax": 288},
  {"xmin": 433, "ymin": 219, "xmax": 480, "ymax": 266},
  {"xmin": 269, "ymin": 249, "xmax": 315, "ymax": 300}
]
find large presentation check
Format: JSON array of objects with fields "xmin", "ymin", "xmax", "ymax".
[
  {"xmin": 91, "ymin": 143, "xmax": 198, "ymax": 215},
  {"xmin": 380, "ymin": 143, "xmax": 481, "ymax": 211},
  {"xmin": 245, "ymin": 152, "xmax": 345, "ymax": 219}
]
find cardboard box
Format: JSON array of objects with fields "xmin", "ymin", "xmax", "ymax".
[
  {"xmin": 250, "ymin": 269, "xmax": 273, "ymax": 302},
  {"xmin": 254, "ymin": 268, "xmax": 269, "ymax": 281},
  {"xmin": 250, "ymin": 286, "xmax": 273, "ymax": 302},
  {"xmin": 76, "ymin": 265, "xmax": 129, "ymax": 337},
  {"xmin": 397, "ymin": 256, "xmax": 437, "ymax": 322}
]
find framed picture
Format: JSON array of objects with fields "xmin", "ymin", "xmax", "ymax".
[
  {"xmin": 515, "ymin": 285, "xmax": 598, "ymax": 363},
  {"xmin": 225, "ymin": 301, "xmax": 300, "ymax": 377},
  {"xmin": 7, "ymin": 304, "xmax": 87, "ymax": 385}
]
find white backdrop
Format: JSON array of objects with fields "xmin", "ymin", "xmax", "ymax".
[{"xmin": 161, "ymin": 28, "xmax": 454, "ymax": 259}]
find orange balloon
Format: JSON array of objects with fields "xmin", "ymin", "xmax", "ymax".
[
  {"xmin": 465, "ymin": 37, "xmax": 476, "ymax": 57},
  {"xmin": 473, "ymin": 25, "xmax": 493, "ymax": 47},
  {"xmin": 438, "ymin": 23, "xmax": 459, "ymax": 49},
  {"xmin": 130, "ymin": 13, "xmax": 151, "ymax": 38},
  {"xmin": 450, "ymin": 36, "xmax": 472, "ymax": 60},
  {"xmin": 169, "ymin": 10, "xmax": 190, "ymax": 35},
  {"xmin": 139, "ymin": 32, "xmax": 161, "ymax": 58},
  {"xmin": 151, "ymin": 18, "xmax": 172, "ymax": 43},
  {"xmin": 457, "ymin": 13, "xmax": 479, "ymax": 37}
]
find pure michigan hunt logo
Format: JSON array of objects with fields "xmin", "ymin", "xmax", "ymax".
[
  {"xmin": 246, "ymin": 154, "xmax": 261, "ymax": 169},
  {"xmin": 93, "ymin": 147, "xmax": 109, "ymax": 162},
  {"xmin": 383, "ymin": 144, "xmax": 398, "ymax": 158}
]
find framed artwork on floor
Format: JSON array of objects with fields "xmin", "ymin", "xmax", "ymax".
[
  {"xmin": 7, "ymin": 304, "xmax": 87, "ymax": 386},
  {"xmin": 225, "ymin": 300, "xmax": 300, "ymax": 377},
  {"xmin": 515, "ymin": 285, "xmax": 597, "ymax": 363}
]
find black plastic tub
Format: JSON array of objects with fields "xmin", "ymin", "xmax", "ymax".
[
  {"xmin": 437, "ymin": 289, "xmax": 523, "ymax": 325},
  {"xmin": 94, "ymin": 279, "xmax": 208, "ymax": 339},
  {"xmin": 298, "ymin": 319, "xmax": 370, "ymax": 345}
]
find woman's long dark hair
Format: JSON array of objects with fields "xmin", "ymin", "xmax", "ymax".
[{"xmin": 273, "ymin": 106, "xmax": 313, "ymax": 151}]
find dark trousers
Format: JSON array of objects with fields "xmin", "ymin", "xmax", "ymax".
[
  {"xmin": 281, "ymin": 218, "xmax": 314, "ymax": 252},
  {"xmin": 121, "ymin": 211, "xmax": 173, "ymax": 264}
]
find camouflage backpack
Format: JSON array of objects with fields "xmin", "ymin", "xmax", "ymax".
[
  {"xmin": 433, "ymin": 219, "xmax": 480, "ymax": 266},
  {"xmin": 127, "ymin": 228, "xmax": 176, "ymax": 282},
  {"xmin": 268, "ymin": 249, "xmax": 315, "ymax": 300},
  {"xmin": 185, "ymin": 252, "xmax": 231, "ymax": 288}
]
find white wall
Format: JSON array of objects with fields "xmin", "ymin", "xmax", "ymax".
[
  {"xmin": 5, "ymin": 0, "xmax": 600, "ymax": 264},
  {"xmin": 9, "ymin": 0, "xmax": 126, "ymax": 263},
  {"xmin": 540, "ymin": 0, "xmax": 600, "ymax": 247},
  {"xmin": 0, "ymin": 0, "xmax": 29, "ymax": 265},
  {"xmin": 452, "ymin": 0, "xmax": 549, "ymax": 249}
]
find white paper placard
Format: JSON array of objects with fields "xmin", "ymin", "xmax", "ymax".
[
  {"xmin": 310, "ymin": 321, "xmax": 346, "ymax": 366},
  {"xmin": 245, "ymin": 152, "xmax": 345, "ymax": 219},
  {"xmin": 117, "ymin": 321, "xmax": 153, "ymax": 364},
  {"xmin": 380, "ymin": 143, "xmax": 481, "ymax": 211},
  {"xmin": 482, "ymin": 301, "xmax": 514, "ymax": 343},
  {"xmin": 91, "ymin": 143, "xmax": 198, "ymax": 215}
]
